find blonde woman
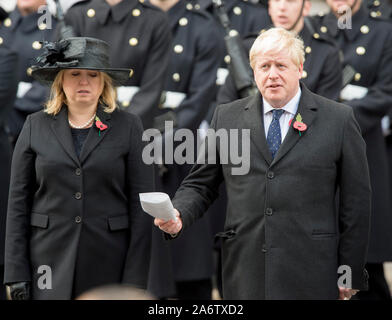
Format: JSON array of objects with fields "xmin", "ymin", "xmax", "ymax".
[{"xmin": 4, "ymin": 37, "xmax": 153, "ymax": 300}]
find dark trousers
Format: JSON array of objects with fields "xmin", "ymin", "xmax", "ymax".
[
  {"xmin": 355, "ymin": 263, "xmax": 391, "ymax": 300},
  {"xmin": 175, "ymin": 279, "xmax": 212, "ymax": 300}
]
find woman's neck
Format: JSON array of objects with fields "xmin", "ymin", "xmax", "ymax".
[{"xmin": 67, "ymin": 104, "xmax": 98, "ymax": 128}]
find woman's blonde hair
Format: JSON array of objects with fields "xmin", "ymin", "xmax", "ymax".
[
  {"xmin": 44, "ymin": 70, "xmax": 117, "ymax": 115},
  {"xmin": 249, "ymin": 27, "xmax": 305, "ymax": 70}
]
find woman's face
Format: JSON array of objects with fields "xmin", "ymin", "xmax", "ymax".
[{"xmin": 62, "ymin": 69, "xmax": 104, "ymax": 108}]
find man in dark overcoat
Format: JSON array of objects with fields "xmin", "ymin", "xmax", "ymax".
[{"xmin": 155, "ymin": 27, "xmax": 371, "ymax": 300}]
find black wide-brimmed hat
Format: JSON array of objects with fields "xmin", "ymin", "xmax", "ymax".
[{"xmin": 31, "ymin": 37, "xmax": 132, "ymax": 86}]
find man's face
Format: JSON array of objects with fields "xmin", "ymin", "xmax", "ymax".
[
  {"xmin": 17, "ymin": 0, "xmax": 46, "ymax": 13},
  {"xmin": 253, "ymin": 49, "xmax": 302, "ymax": 108},
  {"xmin": 326, "ymin": 0, "xmax": 360, "ymax": 14},
  {"xmin": 268, "ymin": 0, "xmax": 310, "ymax": 30}
]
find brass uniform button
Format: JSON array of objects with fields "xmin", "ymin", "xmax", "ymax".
[
  {"xmin": 229, "ymin": 29, "xmax": 239, "ymax": 37},
  {"xmin": 32, "ymin": 41, "xmax": 42, "ymax": 50},
  {"xmin": 139, "ymin": 0, "xmax": 145, "ymax": 3},
  {"xmin": 27, "ymin": 68, "xmax": 33, "ymax": 76},
  {"xmin": 195, "ymin": 4, "xmax": 200, "ymax": 9},
  {"xmin": 318, "ymin": 11, "xmax": 325, "ymax": 17},
  {"xmin": 129, "ymin": 69, "xmax": 134, "ymax": 78},
  {"xmin": 376, "ymin": 11, "xmax": 382, "ymax": 17},
  {"xmin": 87, "ymin": 9, "xmax": 95, "ymax": 18},
  {"xmin": 0, "ymin": 37, "xmax": 3, "ymax": 45},
  {"xmin": 302, "ymin": 70, "xmax": 307, "ymax": 79},
  {"xmin": 174, "ymin": 44, "xmax": 183, "ymax": 54},
  {"xmin": 320, "ymin": 26, "xmax": 328, "ymax": 33},
  {"xmin": 3, "ymin": 18, "xmax": 11, "ymax": 27},
  {"xmin": 129, "ymin": 37, "xmax": 138, "ymax": 46},
  {"xmin": 374, "ymin": 0, "xmax": 380, "ymax": 6},
  {"xmin": 224, "ymin": 55, "xmax": 231, "ymax": 64},
  {"xmin": 360, "ymin": 25, "xmax": 369, "ymax": 34},
  {"xmin": 172, "ymin": 73, "xmax": 180, "ymax": 82},
  {"xmin": 38, "ymin": 23, "xmax": 47, "ymax": 30},
  {"xmin": 370, "ymin": 11, "xmax": 377, "ymax": 18},
  {"xmin": 356, "ymin": 46, "xmax": 366, "ymax": 55},
  {"xmin": 313, "ymin": 33, "xmax": 320, "ymax": 39},
  {"xmin": 186, "ymin": 3, "xmax": 193, "ymax": 10},
  {"xmin": 354, "ymin": 73, "xmax": 361, "ymax": 81},
  {"xmin": 179, "ymin": 17, "xmax": 188, "ymax": 26},
  {"xmin": 122, "ymin": 101, "xmax": 130, "ymax": 107},
  {"xmin": 233, "ymin": 6, "xmax": 242, "ymax": 15},
  {"xmin": 132, "ymin": 9, "xmax": 141, "ymax": 17},
  {"xmin": 305, "ymin": 46, "xmax": 312, "ymax": 54}
]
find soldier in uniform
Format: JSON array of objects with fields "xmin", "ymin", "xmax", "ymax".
[
  {"xmin": 147, "ymin": 0, "xmax": 224, "ymax": 300},
  {"xmin": 313, "ymin": 0, "xmax": 392, "ymax": 300},
  {"xmin": 218, "ymin": 0, "xmax": 343, "ymax": 103},
  {"xmin": 0, "ymin": 0, "xmax": 56, "ymax": 145},
  {"xmin": 0, "ymin": 46, "xmax": 18, "ymax": 301},
  {"xmin": 65, "ymin": 0, "xmax": 172, "ymax": 129}
]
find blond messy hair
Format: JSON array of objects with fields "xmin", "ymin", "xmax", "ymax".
[
  {"xmin": 249, "ymin": 27, "xmax": 305, "ymax": 70},
  {"xmin": 44, "ymin": 70, "xmax": 117, "ymax": 115}
]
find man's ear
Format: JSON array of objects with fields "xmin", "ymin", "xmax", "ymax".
[
  {"xmin": 298, "ymin": 63, "xmax": 304, "ymax": 79},
  {"xmin": 303, "ymin": 0, "xmax": 312, "ymax": 17}
]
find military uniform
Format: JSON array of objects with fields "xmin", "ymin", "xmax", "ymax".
[
  {"xmin": 194, "ymin": 0, "xmax": 269, "ymax": 86},
  {"xmin": 0, "ymin": 46, "xmax": 18, "ymax": 300},
  {"xmin": 218, "ymin": 22, "xmax": 343, "ymax": 104},
  {"xmin": 148, "ymin": 0, "xmax": 224, "ymax": 300},
  {"xmin": 0, "ymin": 8, "xmax": 56, "ymax": 142},
  {"xmin": 313, "ymin": 3, "xmax": 392, "ymax": 299},
  {"xmin": 65, "ymin": 0, "xmax": 172, "ymax": 129}
]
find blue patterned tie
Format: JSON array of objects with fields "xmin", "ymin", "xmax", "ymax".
[{"xmin": 267, "ymin": 109, "xmax": 285, "ymax": 159}]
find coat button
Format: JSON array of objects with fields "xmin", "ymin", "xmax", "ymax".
[
  {"xmin": 75, "ymin": 168, "xmax": 82, "ymax": 176},
  {"xmin": 302, "ymin": 70, "xmax": 307, "ymax": 78},
  {"xmin": 129, "ymin": 38, "xmax": 138, "ymax": 46},
  {"xmin": 179, "ymin": 17, "xmax": 188, "ymax": 26},
  {"xmin": 75, "ymin": 216, "xmax": 82, "ymax": 223},
  {"xmin": 265, "ymin": 208, "xmax": 273, "ymax": 216},
  {"xmin": 87, "ymin": 9, "xmax": 95, "ymax": 18},
  {"xmin": 132, "ymin": 9, "xmax": 141, "ymax": 17},
  {"xmin": 305, "ymin": 46, "xmax": 312, "ymax": 54},
  {"xmin": 233, "ymin": 6, "xmax": 242, "ymax": 15},
  {"xmin": 0, "ymin": 37, "xmax": 3, "ymax": 45},
  {"xmin": 262, "ymin": 244, "xmax": 267, "ymax": 253},
  {"xmin": 32, "ymin": 41, "xmax": 42, "ymax": 50},
  {"xmin": 3, "ymin": 18, "xmax": 11, "ymax": 27},
  {"xmin": 267, "ymin": 171, "xmax": 274, "ymax": 179},
  {"xmin": 75, "ymin": 192, "xmax": 82, "ymax": 200}
]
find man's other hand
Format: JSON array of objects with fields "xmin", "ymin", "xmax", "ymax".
[
  {"xmin": 338, "ymin": 287, "xmax": 359, "ymax": 300},
  {"xmin": 154, "ymin": 208, "xmax": 182, "ymax": 235}
]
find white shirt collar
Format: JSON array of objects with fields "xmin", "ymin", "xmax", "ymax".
[{"xmin": 263, "ymin": 86, "xmax": 302, "ymax": 115}]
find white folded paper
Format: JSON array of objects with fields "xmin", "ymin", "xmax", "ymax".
[
  {"xmin": 216, "ymin": 68, "xmax": 229, "ymax": 86},
  {"xmin": 139, "ymin": 192, "xmax": 177, "ymax": 221}
]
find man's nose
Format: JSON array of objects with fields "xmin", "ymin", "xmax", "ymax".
[
  {"xmin": 277, "ymin": 0, "xmax": 287, "ymax": 11},
  {"xmin": 268, "ymin": 65, "xmax": 279, "ymax": 79}
]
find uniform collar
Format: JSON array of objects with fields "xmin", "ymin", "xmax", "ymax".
[
  {"xmin": 198, "ymin": 0, "xmax": 237, "ymax": 12},
  {"xmin": 168, "ymin": 0, "xmax": 187, "ymax": 29},
  {"xmin": 8, "ymin": 8, "xmax": 42, "ymax": 33},
  {"xmin": 299, "ymin": 23, "xmax": 311, "ymax": 46},
  {"xmin": 94, "ymin": 0, "xmax": 139, "ymax": 25},
  {"xmin": 324, "ymin": 3, "xmax": 369, "ymax": 40},
  {"xmin": 345, "ymin": 3, "xmax": 369, "ymax": 41}
]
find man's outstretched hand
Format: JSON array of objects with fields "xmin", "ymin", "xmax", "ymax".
[{"xmin": 154, "ymin": 208, "xmax": 182, "ymax": 235}]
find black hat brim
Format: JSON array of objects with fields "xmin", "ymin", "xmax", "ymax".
[{"xmin": 31, "ymin": 66, "xmax": 132, "ymax": 87}]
